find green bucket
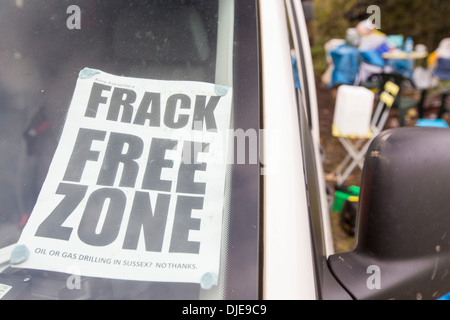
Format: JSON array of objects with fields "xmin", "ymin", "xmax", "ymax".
[{"xmin": 332, "ymin": 185, "xmax": 360, "ymax": 213}]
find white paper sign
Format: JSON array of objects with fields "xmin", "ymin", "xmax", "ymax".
[{"xmin": 15, "ymin": 68, "xmax": 233, "ymax": 286}]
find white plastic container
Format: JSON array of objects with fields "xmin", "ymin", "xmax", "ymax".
[{"xmin": 332, "ymin": 85, "xmax": 375, "ymax": 138}]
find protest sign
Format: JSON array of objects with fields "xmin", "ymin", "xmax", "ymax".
[{"xmin": 15, "ymin": 68, "xmax": 233, "ymax": 286}]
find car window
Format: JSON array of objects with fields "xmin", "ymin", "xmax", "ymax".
[
  {"xmin": 286, "ymin": 0, "xmax": 332, "ymax": 299},
  {"xmin": 0, "ymin": 0, "xmax": 260, "ymax": 300}
]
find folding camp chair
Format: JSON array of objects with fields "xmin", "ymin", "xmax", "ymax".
[{"xmin": 332, "ymin": 81, "xmax": 400, "ymax": 186}]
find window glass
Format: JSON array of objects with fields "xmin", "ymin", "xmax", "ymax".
[
  {"xmin": 0, "ymin": 0, "xmax": 260, "ymax": 300},
  {"xmin": 287, "ymin": 3, "xmax": 330, "ymax": 298}
]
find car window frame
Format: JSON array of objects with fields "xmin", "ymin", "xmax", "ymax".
[{"xmin": 0, "ymin": 0, "xmax": 262, "ymax": 300}]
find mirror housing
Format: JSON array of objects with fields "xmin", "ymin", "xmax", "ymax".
[{"xmin": 329, "ymin": 127, "xmax": 450, "ymax": 300}]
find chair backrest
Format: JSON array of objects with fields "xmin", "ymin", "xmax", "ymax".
[
  {"xmin": 367, "ymin": 72, "xmax": 415, "ymax": 104},
  {"xmin": 378, "ymin": 80, "xmax": 400, "ymax": 109},
  {"xmin": 369, "ymin": 80, "xmax": 399, "ymax": 132}
]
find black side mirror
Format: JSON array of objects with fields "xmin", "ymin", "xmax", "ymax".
[{"xmin": 329, "ymin": 127, "xmax": 450, "ymax": 300}]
